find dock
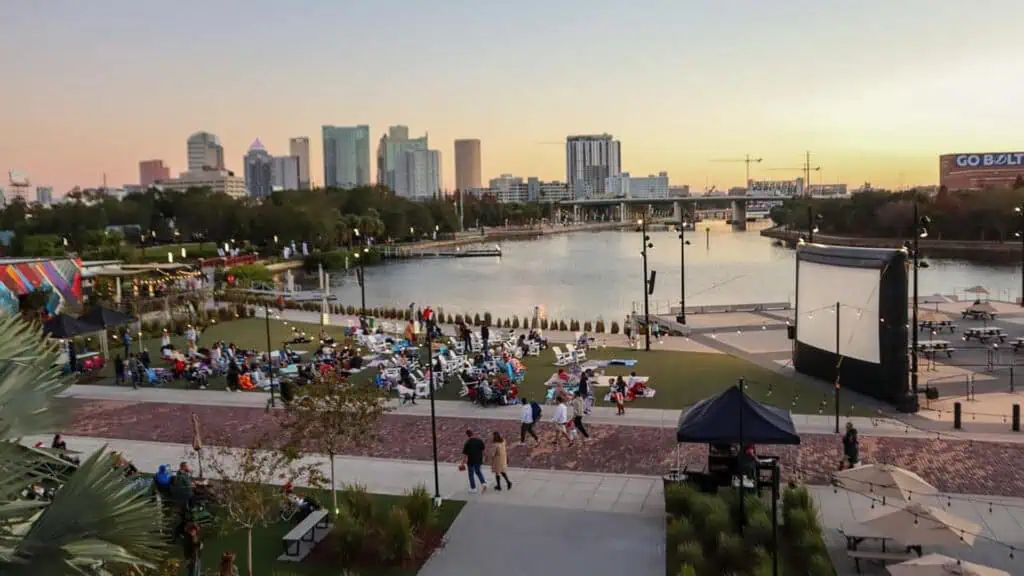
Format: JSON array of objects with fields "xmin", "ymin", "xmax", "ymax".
[{"xmin": 380, "ymin": 245, "xmax": 502, "ymax": 260}]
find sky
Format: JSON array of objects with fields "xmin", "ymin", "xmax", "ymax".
[{"xmin": 2, "ymin": 0, "xmax": 1024, "ymax": 195}]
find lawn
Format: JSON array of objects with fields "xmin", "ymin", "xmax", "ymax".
[
  {"xmin": 79, "ymin": 317, "xmax": 355, "ymax": 391},
  {"xmin": 188, "ymin": 490, "xmax": 465, "ymax": 576},
  {"xmin": 433, "ymin": 345, "xmax": 869, "ymax": 416}
]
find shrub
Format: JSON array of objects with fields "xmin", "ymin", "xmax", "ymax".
[
  {"xmin": 675, "ymin": 541, "xmax": 704, "ymax": 574},
  {"xmin": 595, "ymin": 319, "xmax": 605, "ymax": 333},
  {"xmin": 666, "ymin": 516, "xmax": 696, "ymax": 549},
  {"xmin": 503, "ymin": 318, "xmax": 511, "ymax": 328},
  {"xmin": 583, "ymin": 320, "xmax": 592, "ymax": 332},
  {"xmin": 694, "ymin": 497, "xmax": 731, "ymax": 550},
  {"xmin": 610, "ymin": 321, "xmax": 620, "ymax": 334},
  {"xmin": 783, "ymin": 484, "xmax": 814, "ymax": 517},
  {"xmin": 745, "ymin": 506, "xmax": 773, "ymax": 548},
  {"xmin": 474, "ymin": 313, "xmax": 481, "ymax": 326},
  {"xmin": 512, "ymin": 316, "xmax": 520, "ymax": 329},
  {"xmin": 665, "ymin": 482, "xmax": 701, "ymax": 518},
  {"xmin": 402, "ymin": 484, "xmax": 436, "ymax": 531},
  {"xmin": 454, "ymin": 314, "xmax": 464, "ymax": 325},
  {"xmin": 540, "ymin": 318, "xmax": 548, "ymax": 330},
  {"xmin": 530, "ymin": 316, "xmax": 538, "ymax": 329},
  {"xmin": 380, "ymin": 507, "xmax": 417, "ymax": 563},
  {"xmin": 807, "ymin": 554, "xmax": 834, "ymax": 576},
  {"xmin": 332, "ymin": 505, "xmax": 371, "ymax": 562},
  {"xmin": 558, "ymin": 320, "xmax": 568, "ymax": 331},
  {"xmin": 715, "ymin": 532, "xmax": 747, "ymax": 572},
  {"xmin": 340, "ymin": 484, "xmax": 375, "ymax": 524},
  {"xmin": 676, "ymin": 565, "xmax": 698, "ymax": 576},
  {"xmin": 784, "ymin": 508, "xmax": 813, "ymax": 543},
  {"xmin": 483, "ymin": 312, "xmax": 492, "ymax": 326}
]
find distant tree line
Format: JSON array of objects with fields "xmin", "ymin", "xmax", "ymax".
[
  {"xmin": 769, "ymin": 185, "xmax": 1024, "ymax": 242},
  {"xmin": 0, "ymin": 186, "xmax": 554, "ymax": 260}
]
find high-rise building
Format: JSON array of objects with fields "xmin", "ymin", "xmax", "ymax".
[
  {"xmin": 377, "ymin": 126, "xmax": 428, "ymax": 192},
  {"xmin": 605, "ymin": 172, "xmax": 670, "ymax": 199},
  {"xmin": 244, "ymin": 139, "xmax": 274, "ymax": 198},
  {"xmin": 158, "ymin": 171, "xmax": 246, "ymax": 198},
  {"xmin": 35, "ymin": 186, "xmax": 54, "ymax": 205},
  {"xmin": 454, "ymin": 139, "xmax": 482, "ymax": 191},
  {"xmin": 400, "ymin": 149, "xmax": 443, "ymax": 199},
  {"xmin": 186, "ymin": 132, "xmax": 225, "ymax": 172},
  {"xmin": 322, "ymin": 125, "xmax": 370, "ymax": 189},
  {"xmin": 565, "ymin": 134, "xmax": 621, "ymax": 199},
  {"xmin": 139, "ymin": 159, "xmax": 170, "ymax": 187},
  {"xmin": 289, "ymin": 137, "xmax": 311, "ymax": 189},
  {"xmin": 272, "ymin": 156, "xmax": 300, "ymax": 191}
]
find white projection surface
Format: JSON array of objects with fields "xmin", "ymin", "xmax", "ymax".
[{"xmin": 796, "ymin": 260, "xmax": 882, "ymax": 364}]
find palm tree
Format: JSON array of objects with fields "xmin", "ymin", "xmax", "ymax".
[{"xmin": 0, "ymin": 314, "xmax": 167, "ymax": 575}]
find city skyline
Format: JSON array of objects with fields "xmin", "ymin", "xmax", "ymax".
[{"xmin": 3, "ymin": 0, "xmax": 1024, "ymax": 194}]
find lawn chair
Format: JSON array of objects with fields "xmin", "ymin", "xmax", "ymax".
[
  {"xmin": 551, "ymin": 346, "xmax": 573, "ymax": 366},
  {"xmin": 566, "ymin": 343, "xmax": 587, "ymax": 363}
]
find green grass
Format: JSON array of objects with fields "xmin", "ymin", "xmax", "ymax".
[
  {"xmin": 433, "ymin": 345, "xmax": 869, "ymax": 416},
  {"xmin": 190, "ymin": 491, "xmax": 465, "ymax": 576},
  {"xmin": 80, "ymin": 317, "xmax": 356, "ymax": 391}
]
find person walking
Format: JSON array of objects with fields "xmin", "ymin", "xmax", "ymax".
[
  {"xmin": 182, "ymin": 522, "xmax": 202, "ymax": 576},
  {"xmin": 520, "ymin": 397, "xmax": 540, "ymax": 444},
  {"xmin": 552, "ymin": 396, "xmax": 573, "ymax": 447},
  {"xmin": 481, "ymin": 323, "xmax": 490, "ymax": 354},
  {"xmin": 613, "ymin": 375, "xmax": 627, "ymax": 415},
  {"xmin": 461, "ymin": 429, "xmax": 487, "ymax": 492},
  {"xmin": 490, "ymin": 431, "xmax": 512, "ymax": 491},
  {"xmin": 841, "ymin": 422, "xmax": 859, "ymax": 469},
  {"xmin": 113, "ymin": 354, "xmax": 124, "ymax": 386},
  {"xmin": 570, "ymin": 394, "xmax": 590, "ymax": 441},
  {"xmin": 578, "ymin": 370, "xmax": 592, "ymax": 415}
]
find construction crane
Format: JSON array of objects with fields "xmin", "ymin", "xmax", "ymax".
[
  {"xmin": 710, "ymin": 154, "xmax": 763, "ymax": 187},
  {"xmin": 766, "ymin": 151, "xmax": 820, "ymax": 194}
]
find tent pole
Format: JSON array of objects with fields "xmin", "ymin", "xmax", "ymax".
[{"xmin": 737, "ymin": 377, "xmax": 745, "ymax": 534}]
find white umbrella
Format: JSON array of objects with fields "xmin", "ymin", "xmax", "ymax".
[
  {"xmin": 834, "ymin": 464, "xmax": 937, "ymax": 503},
  {"xmin": 888, "ymin": 554, "xmax": 1010, "ymax": 576},
  {"xmin": 859, "ymin": 503, "xmax": 980, "ymax": 547},
  {"xmin": 918, "ymin": 310, "xmax": 953, "ymax": 324},
  {"xmin": 921, "ymin": 294, "xmax": 954, "ymax": 304}
]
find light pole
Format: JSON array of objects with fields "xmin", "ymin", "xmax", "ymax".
[
  {"xmin": 806, "ymin": 205, "xmax": 821, "ymax": 243},
  {"xmin": 353, "ymin": 229, "xmax": 367, "ymax": 315},
  {"xmin": 425, "ymin": 314, "xmax": 441, "ymax": 505},
  {"xmin": 1015, "ymin": 206, "xmax": 1024, "ymax": 306},
  {"xmin": 264, "ymin": 300, "xmax": 277, "ymax": 409},
  {"xmin": 676, "ymin": 216, "xmax": 691, "ymax": 324},
  {"xmin": 907, "ymin": 198, "xmax": 931, "ymax": 401},
  {"xmin": 639, "ymin": 217, "xmax": 654, "ymax": 352}
]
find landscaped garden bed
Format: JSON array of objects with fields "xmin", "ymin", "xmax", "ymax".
[{"xmin": 665, "ymin": 481, "xmax": 835, "ymax": 575}]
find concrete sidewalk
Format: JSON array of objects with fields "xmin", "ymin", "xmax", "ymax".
[
  {"xmin": 59, "ymin": 384, "xmax": 1024, "ymax": 443},
  {"xmin": 35, "ymin": 435, "xmax": 666, "ymax": 517}
]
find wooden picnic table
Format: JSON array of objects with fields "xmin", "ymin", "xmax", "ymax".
[
  {"xmin": 839, "ymin": 522, "xmax": 923, "ymax": 573},
  {"xmin": 910, "ymin": 340, "xmax": 955, "ymax": 358},
  {"xmin": 919, "ymin": 320, "xmax": 956, "ymax": 333},
  {"xmin": 962, "ymin": 308, "xmax": 997, "ymax": 320}
]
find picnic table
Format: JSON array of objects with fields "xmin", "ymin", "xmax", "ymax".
[
  {"xmin": 962, "ymin": 307, "xmax": 997, "ymax": 320},
  {"xmin": 963, "ymin": 327, "xmax": 1006, "ymax": 343},
  {"xmin": 919, "ymin": 320, "xmax": 956, "ymax": 333},
  {"xmin": 839, "ymin": 522, "xmax": 923, "ymax": 573},
  {"xmin": 910, "ymin": 340, "xmax": 955, "ymax": 358},
  {"xmin": 1012, "ymin": 337, "xmax": 1024, "ymax": 352}
]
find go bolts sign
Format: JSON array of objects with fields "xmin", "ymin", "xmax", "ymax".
[{"xmin": 955, "ymin": 153, "xmax": 1024, "ymax": 168}]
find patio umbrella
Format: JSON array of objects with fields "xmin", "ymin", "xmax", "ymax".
[
  {"xmin": 888, "ymin": 554, "xmax": 1010, "ymax": 576},
  {"xmin": 967, "ymin": 302, "xmax": 997, "ymax": 315},
  {"xmin": 79, "ymin": 305, "xmax": 134, "ymax": 328},
  {"xmin": 859, "ymin": 502, "xmax": 980, "ymax": 547},
  {"xmin": 918, "ymin": 310, "xmax": 952, "ymax": 324},
  {"xmin": 834, "ymin": 464, "xmax": 937, "ymax": 504},
  {"xmin": 921, "ymin": 294, "xmax": 954, "ymax": 305},
  {"xmin": 42, "ymin": 313, "xmax": 95, "ymax": 339}
]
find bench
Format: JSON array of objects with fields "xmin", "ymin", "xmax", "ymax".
[
  {"xmin": 847, "ymin": 550, "xmax": 916, "ymax": 573},
  {"xmin": 280, "ymin": 509, "xmax": 330, "ymax": 561}
]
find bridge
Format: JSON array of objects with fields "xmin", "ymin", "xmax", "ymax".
[{"xmin": 559, "ymin": 195, "xmax": 784, "ymax": 230}]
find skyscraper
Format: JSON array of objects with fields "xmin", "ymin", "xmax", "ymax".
[
  {"xmin": 377, "ymin": 126, "xmax": 428, "ymax": 193},
  {"xmin": 139, "ymin": 159, "xmax": 170, "ymax": 187},
  {"xmin": 244, "ymin": 139, "xmax": 274, "ymax": 198},
  {"xmin": 454, "ymin": 139, "xmax": 482, "ymax": 191},
  {"xmin": 271, "ymin": 156, "xmax": 300, "ymax": 191},
  {"xmin": 565, "ymin": 134, "xmax": 621, "ymax": 199},
  {"xmin": 322, "ymin": 125, "xmax": 370, "ymax": 189},
  {"xmin": 186, "ymin": 132, "xmax": 225, "ymax": 172},
  {"xmin": 35, "ymin": 186, "xmax": 53, "ymax": 205},
  {"xmin": 289, "ymin": 137, "xmax": 311, "ymax": 189},
  {"xmin": 402, "ymin": 149, "xmax": 443, "ymax": 199}
]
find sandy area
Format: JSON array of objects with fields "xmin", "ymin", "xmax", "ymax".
[
  {"xmin": 679, "ymin": 312, "xmax": 780, "ymax": 329},
  {"xmin": 920, "ymin": 392, "xmax": 1023, "ymax": 423},
  {"xmin": 916, "ymin": 361, "xmax": 994, "ymax": 383},
  {"xmin": 712, "ymin": 330, "xmax": 792, "ymax": 354}
]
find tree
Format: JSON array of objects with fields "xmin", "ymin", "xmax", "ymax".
[
  {"xmin": 205, "ymin": 433, "xmax": 321, "ymax": 576},
  {"xmin": 0, "ymin": 313, "xmax": 166, "ymax": 574},
  {"xmin": 279, "ymin": 375, "xmax": 390, "ymax": 512}
]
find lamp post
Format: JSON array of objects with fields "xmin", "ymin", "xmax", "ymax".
[
  {"xmin": 676, "ymin": 216, "xmax": 691, "ymax": 324},
  {"xmin": 1015, "ymin": 206, "xmax": 1024, "ymax": 306},
  {"xmin": 908, "ymin": 199, "xmax": 931, "ymax": 400},
  {"xmin": 425, "ymin": 314, "xmax": 441, "ymax": 505},
  {"xmin": 353, "ymin": 229, "xmax": 367, "ymax": 315},
  {"xmin": 639, "ymin": 217, "xmax": 653, "ymax": 352},
  {"xmin": 806, "ymin": 205, "xmax": 821, "ymax": 243},
  {"xmin": 264, "ymin": 300, "xmax": 277, "ymax": 409}
]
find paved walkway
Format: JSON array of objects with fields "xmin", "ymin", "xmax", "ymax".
[{"xmin": 58, "ymin": 384, "xmax": 1024, "ymax": 443}]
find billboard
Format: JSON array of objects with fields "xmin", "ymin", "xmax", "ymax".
[{"xmin": 952, "ymin": 152, "xmax": 1024, "ymax": 169}]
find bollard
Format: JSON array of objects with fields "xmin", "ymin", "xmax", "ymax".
[
  {"xmin": 1012, "ymin": 366, "xmax": 1016, "ymax": 393},
  {"xmin": 954, "ymin": 402, "xmax": 962, "ymax": 430},
  {"xmin": 1013, "ymin": 404, "xmax": 1021, "ymax": 433}
]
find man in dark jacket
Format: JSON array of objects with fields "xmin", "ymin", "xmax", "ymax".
[{"xmin": 841, "ymin": 422, "xmax": 859, "ymax": 469}]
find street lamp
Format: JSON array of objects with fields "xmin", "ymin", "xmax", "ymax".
[
  {"xmin": 424, "ymin": 313, "xmax": 441, "ymax": 505},
  {"xmin": 675, "ymin": 216, "xmax": 691, "ymax": 324},
  {"xmin": 906, "ymin": 199, "xmax": 931, "ymax": 402},
  {"xmin": 638, "ymin": 218, "xmax": 654, "ymax": 352},
  {"xmin": 353, "ymin": 229, "xmax": 367, "ymax": 315},
  {"xmin": 264, "ymin": 300, "xmax": 277, "ymax": 409},
  {"xmin": 806, "ymin": 205, "xmax": 822, "ymax": 243},
  {"xmin": 1015, "ymin": 206, "xmax": 1024, "ymax": 306}
]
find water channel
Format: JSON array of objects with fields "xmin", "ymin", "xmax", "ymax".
[{"xmin": 323, "ymin": 223, "xmax": 1024, "ymax": 322}]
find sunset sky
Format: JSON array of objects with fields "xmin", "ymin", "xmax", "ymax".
[{"xmin": 3, "ymin": 0, "xmax": 1024, "ymax": 195}]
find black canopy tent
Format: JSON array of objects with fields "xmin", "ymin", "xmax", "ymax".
[
  {"xmin": 79, "ymin": 305, "xmax": 134, "ymax": 328},
  {"xmin": 674, "ymin": 382, "xmax": 800, "ymax": 576},
  {"xmin": 676, "ymin": 385, "xmax": 801, "ymax": 445},
  {"xmin": 42, "ymin": 313, "xmax": 96, "ymax": 339}
]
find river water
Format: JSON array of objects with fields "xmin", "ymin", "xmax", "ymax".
[{"xmin": 325, "ymin": 223, "xmax": 1024, "ymax": 322}]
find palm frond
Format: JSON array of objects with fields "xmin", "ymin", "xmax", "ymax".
[{"xmin": 0, "ymin": 314, "xmax": 75, "ymax": 440}]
